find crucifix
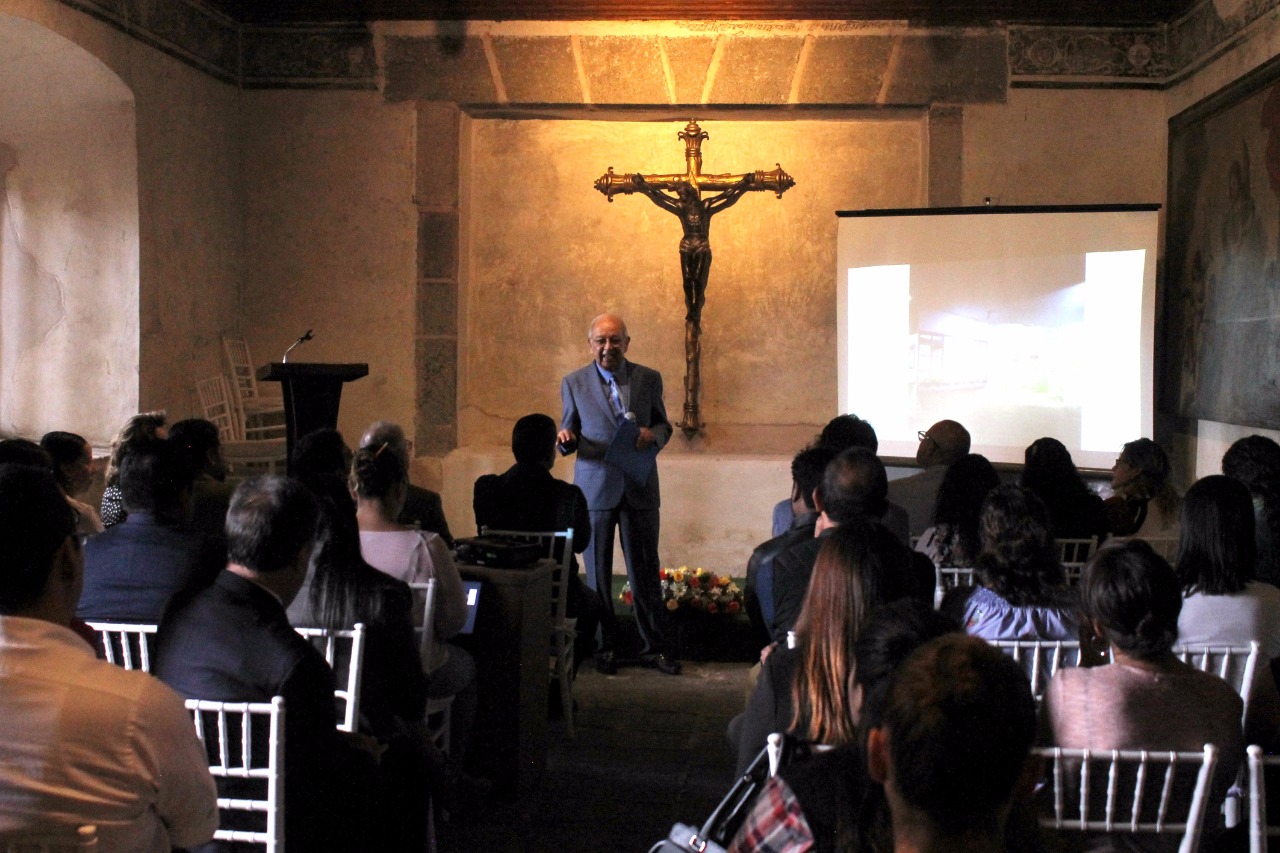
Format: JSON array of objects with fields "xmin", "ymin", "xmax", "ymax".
[{"xmin": 594, "ymin": 120, "xmax": 795, "ymax": 437}]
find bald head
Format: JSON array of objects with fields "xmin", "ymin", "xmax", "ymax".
[
  {"xmin": 588, "ymin": 314, "xmax": 630, "ymax": 372},
  {"xmin": 917, "ymin": 420, "xmax": 970, "ymax": 468}
]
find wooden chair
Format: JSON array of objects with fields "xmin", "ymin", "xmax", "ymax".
[
  {"xmin": 1058, "ymin": 536, "xmax": 1099, "ymax": 583},
  {"xmin": 222, "ymin": 337, "xmax": 284, "ymax": 420},
  {"xmin": 1035, "ymin": 744, "xmax": 1220, "ymax": 853},
  {"xmin": 991, "ymin": 639, "xmax": 1091, "ymax": 705},
  {"xmin": 480, "ymin": 526, "xmax": 577, "ymax": 738},
  {"xmin": 1248, "ymin": 744, "xmax": 1280, "ymax": 853},
  {"xmin": 294, "ymin": 623, "xmax": 366, "ymax": 734},
  {"xmin": 186, "ymin": 697, "xmax": 285, "ymax": 853},
  {"xmin": 3, "ymin": 826, "xmax": 98, "ymax": 852},
  {"xmin": 932, "ymin": 565, "xmax": 976, "ymax": 609},
  {"xmin": 196, "ymin": 373, "xmax": 286, "ymax": 444},
  {"xmin": 410, "ymin": 578, "xmax": 455, "ymax": 756},
  {"xmin": 1173, "ymin": 642, "xmax": 1260, "ymax": 726},
  {"xmin": 84, "ymin": 621, "xmax": 157, "ymax": 672}
]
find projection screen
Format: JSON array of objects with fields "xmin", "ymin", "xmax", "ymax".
[{"xmin": 836, "ymin": 205, "xmax": 1160, "ymax": 470}]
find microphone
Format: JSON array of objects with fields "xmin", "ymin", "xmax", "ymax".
[{"xmin": 282, "ymin": 329, "xmax": 313, "ymax": 363}]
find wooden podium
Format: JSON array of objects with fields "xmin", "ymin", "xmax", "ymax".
[{"xmin": 256, "ymin": 362, "xmax": 367, "ymax": 471}]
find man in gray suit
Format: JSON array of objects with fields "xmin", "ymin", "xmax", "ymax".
[{"xmin": 557, "ymin": 313, "xmax": 679, "ymax": 675}]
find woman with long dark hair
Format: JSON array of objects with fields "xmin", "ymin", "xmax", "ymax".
[
  {"xmin": 914, "ymin": 453, "xmax": 1000, "ymax": 568},
  {"xmin": 1223, "ymin": 434, "xmax": 1280, "ymax": 587},
  {"xmin": 1020, "ymin": 436, "xmax": 1107, "ymax": 540},
  {"xmin": 1175, "ymin": 474, "xmax": 1280, "ymax": 659},
  {"xmin": 941, "ymin": 484, "xmax": 1078, "ymax": 641},
  {"xmin": 730, "ymin": 520, "xmax": 912, "ymax": 775}
]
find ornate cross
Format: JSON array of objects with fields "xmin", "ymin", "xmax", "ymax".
[{"xmin": 594, "ymin": 120, "xmax": 794, "ymax": 437}]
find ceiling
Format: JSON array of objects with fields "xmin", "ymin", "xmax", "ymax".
[{"xmin": 210, "ymin": 0, "xmax": 1198, "ymax": 27}]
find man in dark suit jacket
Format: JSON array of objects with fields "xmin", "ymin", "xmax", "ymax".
[
  {"xmin": 78, "ymin": 439, "xmax": 222, "ymax": 622},
  {"xmin": 153, "ymin": 476, "xmax": 377, "ymax": 853},
  {"xmin": 474, "ymin": 412, "xmax": 602, "ymax": 670},
  {"xmin": 557, "ymin": 313, "xmax": 678, "ymax": 675},
  {"xmin": 770, "ymin": 448, "xmax": 933, "ymax": 642}
]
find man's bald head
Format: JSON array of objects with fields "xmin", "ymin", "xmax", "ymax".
[{"xmin": 917, "ymin": 420, "xmax": 970, "ymax": 468}]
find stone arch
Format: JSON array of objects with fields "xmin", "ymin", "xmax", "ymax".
[{"xmin": 0, "ymin": 14, "xmax": 139, "ymax": 446}]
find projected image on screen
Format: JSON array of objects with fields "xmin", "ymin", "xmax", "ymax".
[{"xmin": 837, "ymin": 207, "xmax": 1158, "ymax": 469}]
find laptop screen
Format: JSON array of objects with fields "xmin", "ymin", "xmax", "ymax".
[{"xmin": 459, "ymin": 580, "xmax": 482, "ymax": 635}]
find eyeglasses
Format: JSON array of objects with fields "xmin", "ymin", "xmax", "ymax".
[{"xmin": 917, "ymin": 431, "xmax": 937, "ymax": 445}]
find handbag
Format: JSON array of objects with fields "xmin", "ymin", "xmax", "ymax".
[{"xmin": 649, "ymin": 733, "xmax": 796, "ymax": 853}]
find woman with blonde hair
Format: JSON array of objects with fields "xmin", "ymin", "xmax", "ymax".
[
  {"xmin": 730, "ymin": 519, "xmax": 912, "ymax": 774},
  {"xmin": 99, "ymin": 411, "xmax": 166, "ymax": 527}
]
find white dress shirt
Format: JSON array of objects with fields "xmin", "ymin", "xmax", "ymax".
[{"xmin": 0, "ymin": 616, "xmax": 218, "ymax": 852}]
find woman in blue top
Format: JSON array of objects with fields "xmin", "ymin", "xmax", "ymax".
[{"xmin": 941, "ymin": 484, "xmax": 1080, "ymax": 642}]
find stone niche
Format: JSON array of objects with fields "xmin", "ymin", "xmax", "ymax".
[{"xmin": 441, "ymin": 115, "xmax": 926, "ymax": 570}]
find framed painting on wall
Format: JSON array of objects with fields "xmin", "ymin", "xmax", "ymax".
[{"xmin": 1167, "ymin": 53, "xmax": 1280, "ymax": 429}]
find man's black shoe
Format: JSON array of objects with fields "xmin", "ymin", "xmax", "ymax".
[
  {"xmin": 595, "ymin": 651, "xmax": 618, "ymax": 675},
  {"xmin": 656, "ymin": 653, "xmax": 682, "ymax": 676}
]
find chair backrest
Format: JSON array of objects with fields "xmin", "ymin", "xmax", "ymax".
[
  {"xmin": 991, "ymin": 639, "xmax": 1089, "ymax": 704},
  {"xmin": 479, "ymin": 527, "xmax": 573, "ymax": 622},
  {"xmin": 1172, "ymin": 642, "xmax": 1260, "ymax": 726},
  {"xmin": 186, "ymin": 697, "xmax": 285, "ymax": 853},
  {"xmin": 933, "ymin": 565, "xmax": 976, "ymax": 609},
  {"xmin": 196, "ymin": 374, "xmax": 244, "ymax": 442},
  {"xmin": 1035, "ymin": 744, "xmax": 1219, "ymax": 853},
  {"xmin": 294, "ymin": 623, "xmax": 366, "ymax": 734},
  {"xmin": 3, "ymin": 826, "xmax": 98, "ymax": 852},
  {"xmin": 84, "ymin": 622, "xmax": 158, "ymax": 673},
  {"xmin": 1248, "ymin": 744, "xmax": 1280, "ymax": 853},
  {"xmin": 1111, "ymin": 535, "xmax": 1180, "ymax": 562},
  {"xmin": 409, "ymin": 578, "xmax": 438, "ymax": 663},
  {"xmin": 222, "ymin": 337, "xmax": 261, "ymax": 401},
  {"xmin": 1058, "ymin": 537, "xmax": 1099, "ymax": 583}
]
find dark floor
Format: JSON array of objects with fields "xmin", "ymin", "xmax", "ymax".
[{"xmin": 443, "ymin": 658, "xmax": 754, "ymax": 852}]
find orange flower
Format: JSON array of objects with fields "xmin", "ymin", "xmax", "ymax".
[{"xmin": 666, "ymin": 599, "xmax": 679, "ymax": 611}]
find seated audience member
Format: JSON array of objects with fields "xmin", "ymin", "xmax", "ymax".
[
  {"xmin": 78, "ymin": 439, "xmax": 222, "ymax": 622},
  {"xmin": 40, "ymin": 431, "xmax": 103, "ymax": 536},
  {"xmin": 867, "ymin": 634, "xmax": 1038, "ymax": 853},
  {"xmin": 291, "ymin": 427, "xmax": 353, "ymax": 484},
  {"xmin": 1175, "ymin": 475, "xmax": 1280, "ymax": 659},
  {"xmin": 0, "ymin": 438, "xmax": 51, "ymax": 468},
  {"xmin": 1044, "ymin": 540, "xmax": 1246, "ymax": 844},
  {"xmin": 289, "ymin": 474, "xmax": 427, "ymax": 740},
  {"xmin": 1223, "ymin": 434, "xmax": 1280, "ymax": 588},
  {"xmin": 1105, "ymin": 437, "xmax": 1181, "ymax": 538},
  {"xmin": 100, "ymin": 411, "xmax": 166, "ymax": 527},
  {"xmin": 941, "ymin": 484, "xmax": 1079, "ymax": 642},
  {"xmin": 914, "ymin": 453, "xmax": 1000, "ymax": 568},
  {"xmin": 731, "ymin": 600, "xmax": 961, "ymax": 853},
  {"xmin": 730, "ymin": 520, "xmax": 914, "ymax": 775},
  {"xmin": 154, "ymin": 476, "xmax": 379, "ymax": 853},
  {"xmin": 771, "ymin": 414, "xmax": 882, "ymax": 538},
  {"xmin": 0, "ymin": 463, "xmax": 217, "ymax": 851},
  {"xmin": 771, "ymin": 448, "xmax": 931, "ymax": 643},
  {"xmin": 1020, "ymin": 436, "xmax": 1108, "ymax": 540},
  {"xmin": 746, "ymin": 445, "xmax": 837, "ymax": 647},
  {"xmin": 352, "ymin": 440, "xmax": 477, "ymax": 764},
  {"xmin": 473, "ymin": 413, "xmax": 602, "ymax": 672},
  {"xmin": 168, "ymin": 418, "xmax": 235, "ymax": 540},
  {"xmin": 888, "ymin": 418, "xmax": 971, "ymax": 537},
  {"xmin": 362, "ymin": 420, "xmax": 454, "ymax": 547}
]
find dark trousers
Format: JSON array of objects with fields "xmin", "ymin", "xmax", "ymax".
[{"xmin": 583, "ymin": 503, "xmax": 671, "ymax": 656}]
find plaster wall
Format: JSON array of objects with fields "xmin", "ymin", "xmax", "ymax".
[
  {"xmin": 239, "ymin": 90, "xmax": 418, "ymax": 445},
  {"xmin": 0, "ymin": 0, "xmax": 243, "ymax": 433},
  {"xmin": 0, "ymin": 14, "xmax": 136, "ymax": 446}
]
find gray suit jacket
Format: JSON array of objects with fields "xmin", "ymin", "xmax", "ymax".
[{"xmin": 560, "ymin": 359, "xmax": 672, "ymax": 511}]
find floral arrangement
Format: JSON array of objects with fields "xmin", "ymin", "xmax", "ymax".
[{"xmin": 620, "ymin": 566, "xmax": 744, "ymax": 614}]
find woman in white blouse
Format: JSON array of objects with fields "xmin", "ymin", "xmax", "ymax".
[{"xmin": 351, "ymin": 440, "xmax": 476, "ymax": 762}]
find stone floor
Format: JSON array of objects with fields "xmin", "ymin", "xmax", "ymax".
[{"xmin": 443, "ymin": 659, "xmax": 753, "ymax": 852}]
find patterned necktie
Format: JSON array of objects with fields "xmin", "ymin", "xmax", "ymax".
[{"xmin": 607, "ymin": 377, "xmax": 626, "ymax": 420}]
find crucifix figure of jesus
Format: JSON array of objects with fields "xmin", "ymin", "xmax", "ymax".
[{"xmin": 595, "ymin": 120, "xmax": 795, "ymax": 436}]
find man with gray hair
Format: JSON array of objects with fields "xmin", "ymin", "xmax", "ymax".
[{"xmin": 360, "ymin": 420, "xmax": 453, "ymax": 546}]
